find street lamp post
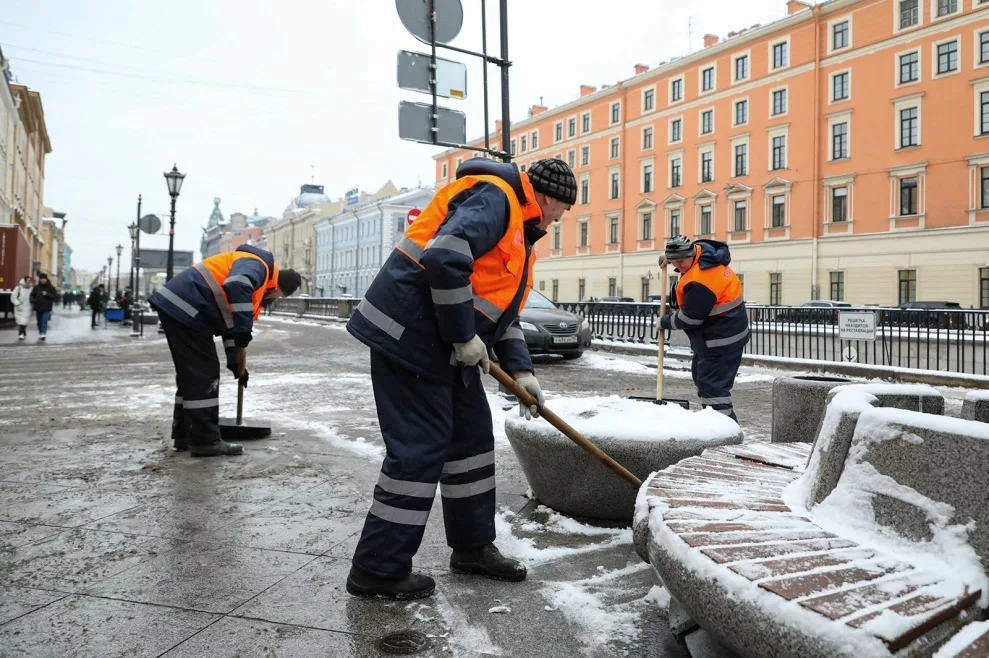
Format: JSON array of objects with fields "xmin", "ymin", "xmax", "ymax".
[
  {"xmin": 107, "ymin": 256, "xmax": 113, "ymax": 293},
  {"xmin": 163, "ymin": 164, "xmax": 185, "ymax": 282},
  {"xmin": 115, "ymin": 244, "xmax": 122, "ymax": 298},
  {"xmin": 128, "ymin": 223, "xmax": 137, "ymax": 293}
]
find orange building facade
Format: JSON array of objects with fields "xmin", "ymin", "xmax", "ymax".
[{"xmin": 434, "ymin": 0, "xmax": 989, "ymax": 308}]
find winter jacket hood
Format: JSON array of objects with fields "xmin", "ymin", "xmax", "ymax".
[
  {"xmin": 455, "ymin": 159, "xmax": 529, "ymax": 206},
  {"xmin": 694, "ymin": 239, "xmax": 732, "ymax": 270}
]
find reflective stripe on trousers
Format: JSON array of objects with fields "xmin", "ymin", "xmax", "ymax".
[{"xmin": 691, "ymin": 347, "xmax": 744, "ymax": 424}]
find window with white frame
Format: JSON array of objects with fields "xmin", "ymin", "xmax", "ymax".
[
  {"xmin": 832, "ymin": 186, "xmax": 848, "ymax": 222},
  {"xmin": 733, "ymin": 200, "xmax": 748, "ymax": 232},
  {"xmin": 670, "ymin": 117, "xmax": 683, "ymax": 143},
  {"xmin": 578, "ymin": 219, "xmax": 589, "ymax": 247},
  {"xmin": 510, "ymin": 139, "xmax": 516, "ymax": 155},
  {"xmin": 701, "ymin": 66, "xmax": 715, "ymax": 92},
  {"xmin": 771, "ymin": 88, "xmax": 788, "ymax": 116},
  {"xmin": 899, "ymin": 0, "xmax": 919, "ymax": 29},
  {"xmin": 643, "ymin": 126, "xmax": 654, "ymax": 150},
  {"xmin": 610, "ymin": 137, "xmax": 620, "ymax": 158},
  {"xmin": 610, "ymin": 171, "xmax": 621, "ymax": 199},
  {"xmin": 520, "ymin": 135, "xmax": 527, "ymax": 152},
  {"xmin": 832, "ymin": 71, "xmax": 850, "ymax": 102},
  {"xmin": 899, "ymin": 176, "xmax": 919, "ymax": 215},
  {"xmin": 609, "ymin": 216, "xmax": 619, "ymax": 243},
  {"xmin": 670, "ymin": 209, "xmax": 681, "ymax": 236},
  {"xmin": 643, "ymin": 88, "xmax": 655, "ymax": 112},
  {"xmin": 582, "ymin": 112, "xmax": 591, "ymax": 133},
  {"xmin": 581, "ymin": 146, "xmax": 590, "ymax": 167},
  {"xmin": 701, "ymin": 109, "xmax": 714, "ymax": 135},
  {"xmin": 701, "ymin": 149, "xmax": 714, "ymax": 183},
  {"xmin": 552, "ymin": 225, "xmax": 561, "ymax": 250},
  {"xmin": 935, "ymin": 0, "xmax": 958, "ymax": 17},
  {"xmin": 734, "ymin": 143, "xmax": 748, "ymax": 177},
  {"xmin": 611, "ymin": 102, "xmax": 621, "ymax": 124},
  {"xmin": 641, "ymin": 212, "xmax": 653, "ymax": 240},
  {"xmin": 980, "ymin": 29, "xmax": 989, "ymax": 66},
  {"xmin": 935, "ymin": 38, "xmax": 959, "ymax": 75},
  {"xmin": 832, "ymin": 19, "xmax": 850, "ymax": 50},
  {"xmin": 832, "ymin": 121, "xmax": 849, "ymax": 159},
  {"xmin": 770, "ymin": 273, "xmax": 782, "ymax": 305},
  {"xmin": 772, "ymin": 39, "xmax": 789, "ymax": 69},
  {"xmin": 441, "ymin": 163, "xmax": 448, "ymax": 178},
  {"xmin": 771, "ymin": 195, "xmax": 786, "ymax": 228},
  {"xmin": 699, "ymin": 204, "xmax": 713, "ymax": 235},
  {"xmin": 580, "ymin": 176, "xmax": 590, "ymax": 205},
  {"xmin": 670, "ymin": 77, "xmax": 684, "ymax": 103},
  {"xmin": 830, "ymin": 272, "xmax": 845, "ymax": 301},
  {"xmin": 734, "ymin": 53, "xmax": 750, "ymax": 82},
  {"xmin": 568, "ymin": 117, "xmax": 577, "ymax": 137},
  {"xmin": 643, "ymin": 163, "xmax": 654, "ymax": 193},
  {"xmin": 670, "ymin": 157, "xmax": 682, "ymax": 188},
  {"xmin": 982, "ymin": 166, "xmax": 989, "ymax": 209},
  {"xmin": 981, "ymin": 89, "xmax": 989, "ymax": 135},
  {"xmin": 608, "ymin": 278, "xmax": 617, "ymax": 296},
  {"xmin": 895, "ymin": 95, "xmax": 922, "ymax": 148},
  {"xmin": 734, "ymin": 99, "xmax": 749, "ymax": 126},
  {"xmin": 899, "ymin": 50, "xmax": 920, "ymax": 84},
  {"xmin": 771, "ymin": 134, "xmax": 787, "ymax": 170},
  {"xmin": 531, "ymin": 130, "xmax": 539, "ymax": 149},
  {"xmin": 555, "ymin": 121, "xmax": 563, "ymax": 142}
]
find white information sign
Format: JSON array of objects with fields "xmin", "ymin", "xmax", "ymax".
[{"xmin": 838, "ymin": 311, "xmax": 877, "ymax": 342}]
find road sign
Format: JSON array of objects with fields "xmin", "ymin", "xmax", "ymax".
[
  {"xmin": 399, "ymin": 100, "xmax": 466, "ymax": 145},
  {"xmin": 396, "ymin": 0, "xmax": 463, "ymax": 45},
  {"xmin": 397, "ymin": 50, "xmax": 467, "ymax": 99},
  {"xmin": 842, "ymin": 345, "xmax": 859, "ymax": 362},
  {"xmin": 407, "ymin": 208, "xmax": 421, "ymax": 225},
  {"xmin": 839, "ymin": 311, "xmax": 877, "ymax": 342},
  {"xmin": 138, "ymin": 249, "xmax": 193, "ymax": 270},
  {"xmin": 138, "ymin": 214, "xmax": 161, "ymax": 234}
]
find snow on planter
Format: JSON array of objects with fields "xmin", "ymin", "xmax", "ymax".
[
  {"xmin": 504, "ymin": 396, "xmax": 742, "ymax": 522},
  {"xmin": 962, "ymin": 390, "xmax": 989, "ymax": 423}
]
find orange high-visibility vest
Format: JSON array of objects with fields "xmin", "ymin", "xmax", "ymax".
[
  {"xmin": 193, "ymin": 252, "xmax": 279, "ymax": 329},
  {"xmin": 675, "ymin": 244, "xmax": 744, "ymax": 316},
  {"xmin": 402, "ymin": 172, "xmax": 542, "ymax": 323}
]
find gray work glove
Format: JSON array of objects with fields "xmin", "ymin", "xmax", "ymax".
[
  {"xmin": 514, "ymin": 373, "xmax": 545, "ymax": 420},
  {"xmin": 453, "ymin": 335, "xmax": 490, "ymax": 373}
]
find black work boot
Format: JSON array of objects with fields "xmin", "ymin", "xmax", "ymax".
[
  {"xmin": 189, "ymin": 440, "xmax": 243, "ymax": 457},
  {"xmin": 346, "ymin": 564, "xmax": 435, "ymax": 600},
  {"xmin": 450, "ymin": 544, "xmax": 527, "ymax": 582}
]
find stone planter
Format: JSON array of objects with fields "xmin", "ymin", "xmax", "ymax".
[
  {"xmin": 771, "ymin": 375, "xmax": 853, "ymax": 444},
  {"xmin": 504, "ymin": 396, "xmax": 743, "ymax": 522},
  {"xmin": 962, "ymin": 391, "xmax": 989, "ymax": 423}
]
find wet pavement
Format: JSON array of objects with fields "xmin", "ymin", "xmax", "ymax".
[{"xmin": 0, "ymin": 309, "xmax": 972, "ymax": 657}]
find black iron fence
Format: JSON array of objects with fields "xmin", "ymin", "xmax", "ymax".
[{"xmin": 270, "ymin": 298, "xmax": 989, "ymax": 376}]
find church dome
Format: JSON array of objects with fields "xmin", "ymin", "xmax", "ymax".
[{"xmin": 294, "ymin": 184, "xmax": 331, "ymax": 208}]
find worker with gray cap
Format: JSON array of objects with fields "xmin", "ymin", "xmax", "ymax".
[{"xmin": 658, "ymin": 235, "xmax": 749, "ymax": 421}]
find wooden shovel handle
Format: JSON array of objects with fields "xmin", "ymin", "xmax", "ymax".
[
  {"xmin": 236, "ymin": 347, "xmax": 246, "ymax": 425},
  {"xmin": 488, "ymin": 363, "xmax": 642, "ymax": 488}
]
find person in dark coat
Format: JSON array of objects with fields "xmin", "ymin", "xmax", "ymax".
[
  {"xmin": 30, "ymin": 273, "xmax": 58, "ymax": 340},
  {"xmin": 88, "ymin": 285, "xmax": 104, "ymax": 328}
]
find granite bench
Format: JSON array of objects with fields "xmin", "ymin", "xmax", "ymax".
[{"xmin": 635, "ymin": 384, "xmax": 989, "ymax": 658}]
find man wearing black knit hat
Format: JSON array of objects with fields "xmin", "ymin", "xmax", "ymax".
[{"xmin": 345, "ymin": 156, "xmax": 575, "ymax": 600}]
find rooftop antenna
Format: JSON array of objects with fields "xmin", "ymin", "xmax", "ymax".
[
  {"xmin": 688, "ymin": 16, "xmax": 694, "ymax": 53},
  {"xmin": 310, "ymin": 164, "xmax": 315, "ymax": 183}
]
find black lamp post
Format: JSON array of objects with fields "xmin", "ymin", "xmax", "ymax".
[
  {"xmin": 128, "ymin": 223, "xmax": 137, "ymax": 293},
  {"xmin": 163, "ymin": 164, "xmax": 185, "ymax": 282},
  {"xmin": 114, "ymin": 244, "xmax": 122, "ymax": 297},
  {"xmin": 107, "ymin": 256, "xmax": 113, "ymax": 291}
]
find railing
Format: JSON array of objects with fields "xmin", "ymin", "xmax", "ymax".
[
  {"xmin": 559, "ymin": 303, "xmax": 989, "ymax": 376},
  {"xmin": 270, "ymin": 297, "xmax": 358, "ymax": 319}
]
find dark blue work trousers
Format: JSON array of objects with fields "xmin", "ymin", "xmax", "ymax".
[
  {"xmin": 690, "ymin": 346, "xmax": 745, "ymax": 422},
  {"xmin": 352, "ymin": 351, "xmax": 496, "ymax": 578}
]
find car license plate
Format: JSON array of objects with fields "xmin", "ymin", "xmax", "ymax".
[{"xmin": 553, "ymin": 336, "xmax": 578, "ymax": 344}]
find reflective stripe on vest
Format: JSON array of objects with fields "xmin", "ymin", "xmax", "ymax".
[
  {"xmin": 711, "ymin": 297, "xmax": 744, "ymax": 316},
  {"xmin": 194, "ymin": 263, "xmax": 235, "ymax": 329}
]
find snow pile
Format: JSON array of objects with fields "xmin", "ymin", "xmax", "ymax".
[
  {"xmin": 933, "ymin": 621, "xmax": 989, "ymax": 657},
  {"xmin": 965, "ymin": 390, "xmax": 989, "ymax": 402},
  {"xmin": 572, "ymin": 352, "xmax": 652, "ymax": 374},
  {"xmin": 505, "ymin": 395, "xmax": 739, "ymax": 442},
  {"xmin": 634, "ymin": 471, "xmax": 661, "ymax": 528},
  {"xmin": 494, "ymin": 509, "xmax": 631, "ymax": 566}
]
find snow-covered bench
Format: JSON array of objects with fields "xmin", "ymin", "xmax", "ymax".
[{"xmin": 635, "ymin": 384, "xmax": 989, "ymax": 658}]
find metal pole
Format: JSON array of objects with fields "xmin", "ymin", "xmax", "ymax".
[
  {"xmin": 481, "ymin": 0, "xmax": 490, "ymax": 153},
  {"xmin": 132, "ymin": 195, "xmax": 142, "ymax": 337},
  {"xmin": 128, "ymin": 231, "xmax": 135, "ymax": 295},
  {"xmin": 499, "ymin": 0, "xmax": 511, "ymax": 163},
  {"xmin": 115, "ymin": 257, "xmax": 120, "ymax": 298},
  {"xmin": 166, "ymin": 193, "xmax": 177, "ymax": 281},
  {"xmin": 428, "ymin": 0, "xmax": 438, "ymax": 146}
]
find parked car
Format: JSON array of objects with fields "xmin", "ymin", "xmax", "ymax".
[
  {"xmin": 644, "ymin": 294, "xmax": 665, "ymax": 304},
  {"xmin": 598, "ymin": 296, "xmax": 635, "ymax": 303},
  {"xmin": 884, "ymin": 301, "xmax": 968, "ymax": 329},
  {"xmin": 776, "ymin": 300, "xmax": 852, "ymax": 324},
  {"xmin": 517, "ymin": 289, "xmax": 592, "ymax": 359}
]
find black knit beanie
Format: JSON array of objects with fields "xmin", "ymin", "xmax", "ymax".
[
  {"xmin": 278, "ymin": 269, "xmax": 302, "ymax": 296},
  {"xmin": 527, "ymin": 159, "xmax": 577, "ymax": 205}
]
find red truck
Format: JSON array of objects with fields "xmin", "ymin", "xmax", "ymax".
[{"xmin": 0, "ymin": 225, "xmax": 31, "ymax": 323}]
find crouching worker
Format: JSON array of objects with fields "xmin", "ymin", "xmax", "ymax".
[
  {"xmin": 149, "ymin": 246, "xmax": 301, "ymax": 457},
  {"xmin": 658, "ymin": 236, "xmax": 749, "ymax": 422},
  {"xmin": 345, "ymin": 157, "xmax": 576, "ymax": 600}
]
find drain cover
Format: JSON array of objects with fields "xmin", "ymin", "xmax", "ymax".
[{"xmin": 378, "ymin": 629, "xmax": 430, "ymax": 655}]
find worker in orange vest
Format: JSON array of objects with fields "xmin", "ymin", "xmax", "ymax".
[
  {"xmin": 659, "ymin": 236, "xmax": 749, "ymax": 421},
  {"xmin": 149, "ymin": 245, "xmax": 302, "ymax": 457},
  {"xmin": 345, "ymin": 158, "xmax": 576, "ymax": 600}
]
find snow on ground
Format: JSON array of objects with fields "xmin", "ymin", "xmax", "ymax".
[
  {"xmin": 494, "ymin": 508, "xmax": 632, "ymax": 566},
  {"xmin": 934, "ymin": 620, "xmax": 989, "ymax": 657}
]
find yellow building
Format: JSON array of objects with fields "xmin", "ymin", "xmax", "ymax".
[{"xmin": 10, "ymin": 84, "xmax": 51, "ymax": 274}]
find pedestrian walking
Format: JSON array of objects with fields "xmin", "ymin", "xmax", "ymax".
[
  {"xmin": 12, "ymin": 276, "xmax": 34, "ymax": 340},
  {"xmin": 345, "ymin": 157, "xmax": 576, "ymax": 600},
  {"xmin": 88, "ymin": 285, "xmax": 104, "ymax": 328},
  {"xmin": 658, "ymin": 236, "xmax": 749, "ymax": 421},
  {"xmin": 148, "ymin": 245, "xmax": 301, "ymax": 457},
  {"xmin": 30, "ymin": 273, "xmax": 57, "ymax": 341}
]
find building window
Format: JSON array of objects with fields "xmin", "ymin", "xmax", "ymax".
[
  {"xmin": 832, "ymin": 72, "xmax": 849, "ymax": 101},
  {"xmin": 578, "ymin": 278, "xmax": 586, "ymax": 302},
  {"xmin": 643, "ymin": 164, "xmax": 654, "ymax": 193},
  {"xmin": 770, "ymin": 273, "xmax": 782, "ymax": 305},
  {"xmin": 531, "ymin": 131, "xmax": 538, "ymax": 149},
  {"xmin": 644, "ymin": 88, "xmax": 655, "ymax": 111},
  {"xmin": 898, "ymin": 269, "xmax": 917, "ymax": 304},
  {"xmin": 734, "ymin": 144, "xmax": 748, "ymax": 177},
  {"xmin": 568, "ymin": 117, "xmax": 576, "ymax": 137},
  {"xmin": 642, "ymin": 212, "xmax": 653, "ymax": 240},
  {"xmin": 733, "ymin": 201, "xmax": 747, "ymax": 232},
  {"xmin": 771, "ymin": 195, "xmax": 786, "ymax": 228},
  {"xmin": 701, "ymin": 152, "xmax": 713, "ymax": 182},
  {"xmin": 671, "ymin": 118, "xmax": 682, "ymax": 142},
  {"xmin": 441, "ymin": 163, "xmax": 448, "ymax": 178},
  {"xmin": 937, "ymin": 40, "xmax": 959, "ymax": 74},
  {"xmin": 982, "ymin": 91, "xmax": 989, "ymax": 135},
  {"xmin": 555, "ymin": 122, "xmax": 563, "ymax": 141},
  {"xmin": 510, "ymin": 140, "xmax": 516, "ymax": 155},
  {"xmin": 568, "ymin": 150, "xmax": 576, "ymax": 169},
  {"xmin": 580, "ymin": 178, "xmax": 590, "ymax": 205},
  {"xmin": 735, "ymin": 100, "xmax": 748, "ymax": 125},
  {"xmin": 579, "ymin": 221, "xmax": 588, "ymax": 247},
  {"xmin": 671, "ymin": 158, "xmax": 682, "ymax": 187},
  {"xmin": 701, "ymin": 110, "xmax": 713, "ymax": 135},
  {"xmin": 773, "ymin": 41, "xmax": 788, "ymax": 69},
  {"xmin": 552, "ymin": 279, "xmax": 559, "ymax": 302},
  {"xmin": 610, "ymin": 137, "xmax": 620, "ymax": 159},
  {"xmin": 900, "ymin": 177, "xmax": 919, "ymax": 215},
  {"xmin": 669, "ymin": 209, "xmax": 680, "ymax": 236},
  {"xmin": 833, "ymin": 20, "xmax": 849, "ymax": 50},
  {"xmin": 772, "ymin": 135, "xmax": 787, "ymax": 170},
  {"xmin": 609, "ymin": 217, "xmax": 619, "ymax": 243},
  {"xmin": 610, "ymin": 102, "xmax": 621, "ymax": 124},
  {"xmin": 552, "ymin": 225, "xmax": 561, "ymax": 250},
  {"xmin": 900, "ymin": 0, "xmax": 919, "ymax": 29},
  {"xmin": 980, "ymin": 268, "xmax": 989, "ymax": 309},
  {"xmin": 520, "ymin": 164, "xmax": 527, "ymax": 173},
  {"xmin": 900, "ymin": 107, "xmax": 919, "ymax": 148},
  {"xmin": 900, "ymin": 51, "xmax": 919, "ymax": 84},
  {"xmin": 981, "ymin": 30, "xmax": 989, "ymax": 65},
  {"xmin": 830, "ymin": 272, "xmax": 845, "ymax": 302},
  {"xmin": 772, "ymin": 88, "xmax": 787, "ymax": 116},
  {"xmin": 671, "ymin": 78, "xmax": 683, "ymax": 102},
  {"xmin": 702, "ymin": 67, "xmax": 715, "ymax": 91},
  {"xmin": 539, "ymin": 280, "xmax": 545, "ymax": 291},
  {"xmin": 608, "ymin": 278, "xmax": 617, "ymax": 296},
  {"xmin": 643, "ymin": 127, "xmax": 653, "ymax": 150},
  {"xmin": 936, "ymin": 0, "xmax": 957, "ymax": 16},
  {"xmin": 832, "ymin": 186, "xmax": 848, "ymax": 222},
  {"xmin": 581, "ymin": 146, "xmax": 590, "ymax": 167},
  {"xmin": 610, "ymin": 172, "xmax": 621, "ymax": 199},
  {"xmin": 700, "ymin": 205, "xmax": 712, "ymax": 234},
  {"xmin": 735, "ymin": 55, "xmax": 749, "ymax": 81},
  {"xmin": 520, "ymin": 135, "xmax": 527, "ymax": 152},
  {"xmin": 642, "ymin": 277, "xmax": 650, "ymax": 302},
  {"xmin": 832, "ymin": 122, "xmax": 848, "ymax": 160}
]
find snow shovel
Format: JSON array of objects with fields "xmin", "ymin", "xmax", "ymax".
[
  {"xmin": 629, "ymin": 265, "xmax": 690, "ymax": 409},
  {"xmin": 219, "ymin": 348, "xmax": 272, "ymax": 440},
  {"xmin": 488, "ymin": 362, "xmax": 642, "ymax": 488}
]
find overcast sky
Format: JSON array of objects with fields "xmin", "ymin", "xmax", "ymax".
[{"xmin": 3, "ymin": 0, "xmax": 791, "ymax": 273}]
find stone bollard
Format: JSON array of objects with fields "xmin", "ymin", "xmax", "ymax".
[
  {"xmin": 962, "ymin": 391, "xmax": 989, "ymax": 423},
  {"xmin": 771, "ymin": 375, "xmax": 852, "ymax": 444}
]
